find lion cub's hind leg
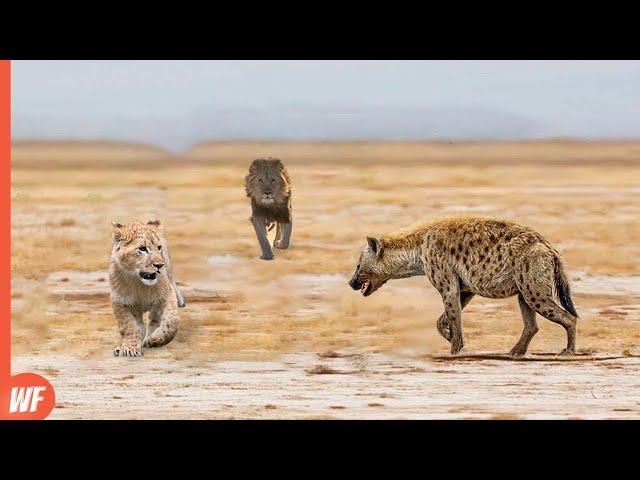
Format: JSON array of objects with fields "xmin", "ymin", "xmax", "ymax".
[
  {"xmin": 112, "ymin": 304, "xmax": 144, "ymax": 357},
  {"xmin": 143, "ymin": 295, "xmax": 180, "ymax": 349}
]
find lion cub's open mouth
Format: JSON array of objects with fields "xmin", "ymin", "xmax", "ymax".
[{"xmin": 139, "ymin": 271, "xmax": 158, "ymax": 285}]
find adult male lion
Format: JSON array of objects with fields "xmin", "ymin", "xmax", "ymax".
[
  {"xmin": 109, "ymin": 219, "xmax": 185, "ymax": 357},
  {"xmin": 244, "ymin": 157, "xmax": 292, "ymax": 260}
]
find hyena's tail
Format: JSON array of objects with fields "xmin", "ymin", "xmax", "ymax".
[{"xmin": 553, "ymin": 255, "xmax": 578, "ymax": 318}]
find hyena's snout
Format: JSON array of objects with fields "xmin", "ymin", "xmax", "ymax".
[{"xmin": 348, "ymin": 272, "xmax": 361, "ymax": 290}]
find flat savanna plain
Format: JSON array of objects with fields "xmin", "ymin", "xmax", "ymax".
[{"xmin": 10, "ymin": 140, "xmax": 640, "ymax": 419}]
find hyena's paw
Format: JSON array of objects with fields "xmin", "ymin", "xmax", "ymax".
[
  {"xmin": 260, "ymin": 252, "xmax": 274, "ymax": 260},
  {"xmin": 509, "ymin": 346, "xmax": 527, "ymax": 358},
  {"xmin": 113, "ymin": 344, "xmax": 143, "ymax": 357},
  {"xmin": 436, "ymin": 318, "xmax": 452, "ymax": 342},
  {"xmin": 450, "ymin": 336, "xmax": 465, "ymax": 355},
  {"xmin": 557, "ymin": 348, "xmax": 576, "ymax": 357}
]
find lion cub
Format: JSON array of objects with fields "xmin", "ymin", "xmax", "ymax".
[
  {"xmin": 244, "ymin": 157, "xmax": 292, "ymax": 260},
  {"xmin": 109, "ymin": 220, "xmax": 185, "ymax": 357}
]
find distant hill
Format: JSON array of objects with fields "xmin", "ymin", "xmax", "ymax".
[
  {"xmin": 184, "ymin": 139, "xmax": 640, "ymax": 165},
  {"xmin": 11, "ymin": 140, "xmax": 174, "ymax": 167}
]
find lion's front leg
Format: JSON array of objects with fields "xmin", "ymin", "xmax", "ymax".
[
  {"xmin": 144, "ymin": 295, "xmax": 179, "ymax": 349},
  {"xmin": 274, "ymin": 221, "xmax": 291, "ymax": 249},
  {"xmin": 112, "ymin": 303, "xmax": 144, "ymax": 357},
  {"xmin": 251, "ymin": 216, "xmax": 274, "ymax": 260}
]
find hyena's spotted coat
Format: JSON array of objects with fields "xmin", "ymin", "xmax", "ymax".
[{"xmin": 349, "ymin": 216, "xmax": 578, "ymax": 357}]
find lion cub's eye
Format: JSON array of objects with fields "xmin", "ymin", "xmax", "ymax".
[
  {"xmin": 138, "ymin": 246, "xmax": 149, "ymax": 253},
  {"xmin": 158, "ymin": 245, "xmax": 162, "ymax": 251}
]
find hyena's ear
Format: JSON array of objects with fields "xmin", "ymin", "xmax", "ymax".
[
  {"xmin": 366, "ymin": 236, "xmax": 384, "ymax": 259},
  {"xmin": 111, "ymin": 221, "xmax": 124, "ymax": 243},
  {"xmin": 146, "ymin": 219, "xmax": 163, "ymax": 233}
]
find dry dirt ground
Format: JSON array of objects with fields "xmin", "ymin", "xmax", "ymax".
[{"xmin": 10, "ymin": 140, "xmax": 640, "ymax": 419}]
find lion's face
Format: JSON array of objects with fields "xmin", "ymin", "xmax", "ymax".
[
  {"xmin": 245, "ymin": 158, "xmax": 290, "ymax": 206},
  {"xmin": 348, "ymin": 237, "xmax": 390, "ymax": 297},
  {"xmin": 111, "ymin": 220, "xmax": 166, "ymax": 287}
]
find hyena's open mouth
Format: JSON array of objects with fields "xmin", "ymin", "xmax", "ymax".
[{"xmin": 360, "ymin": 281, "xmax": 372, "ymax": 296}]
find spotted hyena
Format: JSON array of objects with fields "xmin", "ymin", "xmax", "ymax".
[{"xmin": 348, "ymin": 216, "xmax": 579, "ymax": 357}]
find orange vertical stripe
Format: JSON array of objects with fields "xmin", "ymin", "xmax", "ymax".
[{"xmin": 0, "ymin": 60, "xmax": 9, "ymax": 377}]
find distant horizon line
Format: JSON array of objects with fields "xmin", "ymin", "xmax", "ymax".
[{"xmin": 13, "ymin": 135, "xmax": 640, "ymax": 151}]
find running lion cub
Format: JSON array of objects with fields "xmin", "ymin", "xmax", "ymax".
[
  {"xmin": 349, "ymin": 216, "xmax": 578, "ymax": 357},
  {"xmin": 109, "ymin": 220, "xmax": 185, "ymax": 357}
]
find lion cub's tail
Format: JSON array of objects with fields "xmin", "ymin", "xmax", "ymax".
[{"xmin": 174, "ymin": 284, "xmax": 186, "ymax": 308}]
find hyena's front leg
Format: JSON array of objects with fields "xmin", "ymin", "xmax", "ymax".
[
  {"xmin": 438, "ymin": 274, "xmax": 464, "ymax": 355},
  {"xmin": 437, "ymin": 292, "xmax": 475, "ymax": 342},
  {"xmin": 251, "ymin": 216, "xmax": 274, "ymax": 260},
  {"xmin": 274, "ymin": 221, "xmax": 292, "ymax": 249},
  {"xmin": 112, "ymin": 303, "xmax": 144, "ymax": 357},
  {"xmin": 144, "ymin": 295, "xmax": 179, "ymax": 348}
]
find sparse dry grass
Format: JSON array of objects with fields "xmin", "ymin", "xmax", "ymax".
[{"xmin": 10, "ymin": 140, "xmax": 640, "ymax": 360}]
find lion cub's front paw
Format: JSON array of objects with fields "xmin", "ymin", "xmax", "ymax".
[{"xmin": 113, "ymin": 344, "xmax": 143, "ymax": 357}]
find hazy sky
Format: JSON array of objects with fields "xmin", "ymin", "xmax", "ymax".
[{"xmin": 11, "ymin": 60, "xmax": 640, "ymax": 150}]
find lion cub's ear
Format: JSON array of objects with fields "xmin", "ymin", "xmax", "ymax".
[
  {"xmin": 111, "ymin": 221, "xmax": 124, "ymax": 243},
  {"xmin": 146, "ymin": 219, "xmax": 163, "ymax": 233},
  {"xmin": 366, "ymin": 236, "xmax": 384, "ymax": 259}
]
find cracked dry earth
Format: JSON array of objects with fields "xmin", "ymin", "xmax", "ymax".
[{"xmin": 13, "ymin": 352, "xmax": 640, "ymax": 419}]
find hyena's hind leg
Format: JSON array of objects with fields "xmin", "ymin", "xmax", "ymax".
[
  {"xmin": 517, "ymin": 249, "xmax": 578, "ymax": 355},
  {"xmin": 437, "ymin": 292, "xmax": 475, "ymax": 342},
  {"xmin": 509, "ymin": 293, "xmax": 539, "ymax": 357}
]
